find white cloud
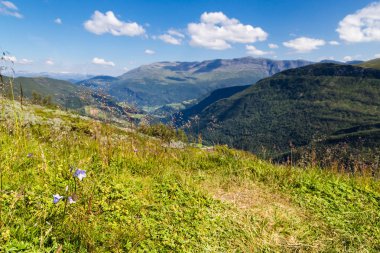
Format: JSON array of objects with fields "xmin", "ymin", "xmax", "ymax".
[
  {"xmin": 45, "ymin": 60, "xmax": 54, "ymax": 65},
  {"xmin": 18, "ymin": 58, "xmax": 33, "ymax": 65},
  {"xmin": 1, "ymin": 1, "xmax": 16, "ymax": 10},
  {"xmin": 343, "ymin": 56, "xmax": 353, "ymax": 62},
  {"xmin": 159, "ymin": 34, "xmax": 181, "ymax": 45},
  {"xmin": 158, "ymin": 29, "xmax": 185, "ymax": 45},
  {"xmin": 168, "ymin": 29, "xmax": 185, "ymax": 38},
  {"xmin": 92, "ymin": 57, "xmax": 115, "ymax": 66},
  {"xmin": 329, "ymin": 40, "xmax": 340, "ymax": 45},
  {"xmin": 374, "ymin": 53, "xmax": 380, "ymax": 58},
  {"xmin": 54, "ymin": 18, "xmax": 62, "ymax": 24},
  {"xmin": 246, "ymin": 45, "xmax": 273, "ymax": 56},
  {"xmin": 188, "ymin": 12, "xmax": 268, "ymax": 50},
  {"xmin": 84, "ymin": 10, "xmax": 145, "ymax": 36},
  {"xmin": 123, "ymin": 67, "xmax": 129, "ymax": 71},
  {"xmin": 0, "ymin": 1, "xmax": 22, "ymax": 18},
  {"xmin": 283, "ymin": 37, "xmax": 326, "ymax": 52},
  {"xmin": 144, "ymin": 49, "xmax": 155, "ymax": 55},
  {"xmin": 337, "ymin": 2, "xmax": 380, "ymax": 42},
  {"xmin": 268, "ymin": 43, "xmax": 279, "ymax": 49}
]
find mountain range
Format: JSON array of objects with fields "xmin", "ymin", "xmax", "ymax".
[
  {"xmin": 78, "ymin": 57, "xmax": 313, "ymax": 108},
  {"xmin": 15, "ymin": 71, "xmax": 95, "ymax": 83}
]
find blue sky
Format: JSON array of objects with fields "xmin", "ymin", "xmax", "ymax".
[{"xmin": 0, "ymin": 0, "xmax": 379, "ymax": 76}]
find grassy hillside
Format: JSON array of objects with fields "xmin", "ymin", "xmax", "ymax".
[
  {"xmin": 183, "ymin": 64, "xmax": 380, "ymax": 162},
  {"xmin": 1, "ymin": 75, "xmax": 136, "ymax": 120},
  {"xmin": 5, "ymin": 76, "xmax": 87, "ymax": 108},
  {"xmin": 359, "ymin": 58, "xmax": 380, "ymax": 70},
  {"xmin": 1, "ymin": 98, "xmax": 380, "ymax": 252}
]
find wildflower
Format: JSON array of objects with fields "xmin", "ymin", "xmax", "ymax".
[
  {"xmin": 74, "ymin": 169, "xmax": 86, "ymax": 181},
  {"xmin": 27, "ymin": 153, "xmax": 33, "ymax": 158},
  {"xmin": 68, "ymin": 196, "xmax": 76, "ymax": 204},
  {"xmin": 134, "ymin": 148, "xmax": 138, "ymax": 153},
  {"xmin": 53, "ymin": 194, "xmax": 63, "ymax": 204}
]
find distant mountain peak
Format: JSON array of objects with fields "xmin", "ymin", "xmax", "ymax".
[{"xmin": 80, "ymin": 57, "xmax": 313, "ymax": 107}]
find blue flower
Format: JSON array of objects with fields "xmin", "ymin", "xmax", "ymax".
[
  {"xmin": 74, "ymin": 169, "xmax": 86, "ymax": 181},
  {"xmin": 53, "ymin": 194, "xmax": 63, "ymax": 204},
  {"xmin": 68, "ymin": 196, "xmax": 76, "ymax": 204}
]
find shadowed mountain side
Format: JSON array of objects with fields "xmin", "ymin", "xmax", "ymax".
[
  {"xmin": 182, "ymin": 63, "xmax": 380, "ymax": 158},
  {"xmin": 175, "ymin": 85, "xmax": 251, "ymax": 124}
]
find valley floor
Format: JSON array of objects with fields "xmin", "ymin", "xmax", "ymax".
[{"xmin": 1, "ymin": 101, "xmax": 380, "ymax": 252}]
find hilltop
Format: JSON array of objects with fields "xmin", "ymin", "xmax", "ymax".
[{"xmin": 359, "ymin": 58, "xmax": 380, "ymax": 70}]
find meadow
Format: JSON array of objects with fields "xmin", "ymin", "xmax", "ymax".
[{"xmin": 1, "ymin": 93, "xmax": 380, "ymax": 252}]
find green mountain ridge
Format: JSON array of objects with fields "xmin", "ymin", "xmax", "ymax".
[{"xmin": 182, "ymin": 63, "xmax": 380, "ymax": 160}]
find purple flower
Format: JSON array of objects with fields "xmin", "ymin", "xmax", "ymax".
[
  {"xmin": 53, "ymin": 194, "xmax": 63, "ymax": 204},
  {"xmin": 68, "ymin": 196, "xmax": 76, "ymax": 204},
  {"xmin": 74, "ymin": 169, "xmax": 86, "ymax": 181},
  {"xmin": 27, "ymin": 153, "xmax": 33, "ymax": 158}
]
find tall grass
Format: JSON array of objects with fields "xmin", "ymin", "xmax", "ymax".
[{"xmin": 0, "ymin": 97, "xmax": 380, "ymax": 251}]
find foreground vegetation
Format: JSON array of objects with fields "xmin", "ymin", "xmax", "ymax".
[{"xmin": 1, "ymin": 99, "xmax": 380, "ymax": 252}]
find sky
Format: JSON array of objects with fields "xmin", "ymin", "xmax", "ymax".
[{"xmin": 0, "ymin": 0, "xmax": 380, "ymax": 76}]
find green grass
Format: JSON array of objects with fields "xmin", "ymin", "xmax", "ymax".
[{"xmin": 1, "ymin": 99, "xmax": 380, "ymax": 252}]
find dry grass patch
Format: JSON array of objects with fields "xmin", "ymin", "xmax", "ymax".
[{"xmin": 202, "ymin": 179, "xmax": 332, "ymax": 252}]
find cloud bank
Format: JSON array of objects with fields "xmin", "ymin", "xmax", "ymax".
[
  {"xmin": 337, "ymin": 2, "xmax": 380, "ymax": 42},
  {"xmin": 188, "ymin": 12, "xmax": 267, "ymax": 50},
  {"xmin": 283, "ymin": 37, "xmax": 326, "ymax": 53},
  {"xmin": 84, "ymin": 11, "xmax": 145, "ymax": 36}
]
